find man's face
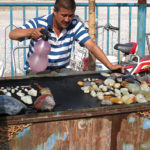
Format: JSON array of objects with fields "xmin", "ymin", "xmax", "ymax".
[{"xmin": 54, "ymin": 8, "xmax": 75, "ymax": 29}]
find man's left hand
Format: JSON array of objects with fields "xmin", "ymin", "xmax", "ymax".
[{"xmin": 109, "ymin": 64, "xmax": 125, "ymax": 74}]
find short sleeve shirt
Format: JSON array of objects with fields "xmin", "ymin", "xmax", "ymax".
[{"xmin": 19, "ymin": 14, "xmax": 91, "ymax": 70}]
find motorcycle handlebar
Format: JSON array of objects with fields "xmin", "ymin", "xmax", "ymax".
[{"xmin": 97, "ymin": 24, "xmax": 119, "ymax": 31}]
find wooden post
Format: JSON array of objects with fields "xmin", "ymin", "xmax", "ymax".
[
  {"xmin": 88, "ymin": 0, "xmax": 96, "ymax": 71},
  {"xmin": 138, "ymin": 0, "xmax": 146, "ymax": 4}
]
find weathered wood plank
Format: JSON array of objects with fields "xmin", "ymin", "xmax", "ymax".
[
  {"xmin": 117, "ymin": 113, "xmax": 150, "ymax": 150},
  {"xmin": 1, "ymin": 103, "xmax": 150, "ymax": 125}
]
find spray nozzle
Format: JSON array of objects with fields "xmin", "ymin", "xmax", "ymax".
[{"xmin": 40, "ymin": 29, "xmax": 51, "ymax": 41}]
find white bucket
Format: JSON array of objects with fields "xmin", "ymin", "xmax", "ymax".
[{"xmin": 96, "ymin": 55, "xmax": 118, "ymax": 71}]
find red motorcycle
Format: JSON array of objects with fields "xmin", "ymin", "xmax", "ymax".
[{"xmin": 114, "ymin": 42, "xmax": 150, "ymax": 83}]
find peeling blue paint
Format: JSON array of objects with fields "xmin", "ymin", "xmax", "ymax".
[
  {"xmin": 56, "ymin": 111, "xmax": 61, "ymax": 115},
  {"xmin": 34, "ymin": 143, "xmax": 43, "ymax": 150},
  {"xmin": 141, "ymin": 141, "xmax": 150, "ymax": 149},
  {"xmin": 142, "ymin": 118, "xmax": 150, "ymax": 129},
  {"xmin": 59, "ymin": 72, "xmax": 69, "ymax": 76},
  {"xmin": 46, "ymin": 134, "xmax": 57, "ymax": 150},
  {"xmin": 81, "ymin": 120, "xmax": 85, "ymax": 125},
  {"xmin": 123, "ymin": 144, "xmax": 134, "ymax": 150},
  {"xmin": 128, "ymin": 117, "xmax": 135, "ymax": 123},
  {"xmin": 63, "ymin": 134, "xmax": 67, "ymax": 141},
  {"xmin": 16, "ymin": 126, "xmax": 30, "ymax": 138},
  {"xmin": 35, "ymin": 132, "xmax": 68, "ymax": 150}
]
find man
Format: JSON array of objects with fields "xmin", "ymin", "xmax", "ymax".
[{"xmin": 9, "ymin": 0, "xmax": 124, "ymax": 75}]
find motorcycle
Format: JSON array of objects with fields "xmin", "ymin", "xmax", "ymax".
[{"xmin": 114, "ymin": 41, "xmax": 150, "ymax": 83}]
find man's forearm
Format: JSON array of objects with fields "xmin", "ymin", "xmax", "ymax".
[
  {"xmin": 9, "ymin": 28, "xmax": 35, "ymax": 40},
  {"xmin": 85, "ymin": 39, "xmax": 113, "ymax": 69}
]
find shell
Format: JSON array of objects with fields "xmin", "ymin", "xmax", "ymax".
[
  {"xmin": 5, "ymin": 92, "xmax": 12, "ymax": 96},
  {"xmin": 11, "ymin": 88, "xmax": 15, "ymax": 94},
  {"xmin": 90, "ymin": 82, "xmax": 96, "ymax": 86},
  {"xmin": 81, "ymin": 86, "xmax": 90, "ymax": 93},
  {"xmin": 121, "ymin": 81, "xmax": 128, "ymax": 87},
  {"xmin": 110, "ymin": 97, "xmax": 124, "ymax": 104},
  {"xmin": 40, "ymin": 88, "xmax": 51, "ymax": 95},
  {"xmin": 2, "ymin": 89, "xmax": 7, "ymax": 94},
  {"xmin": 97, "ymin": 92, "xmax": 104, "ymax": 100},
  {"xmin": 104, "ymin": 95, "xmax": 112, "ymax": 99},
  {"xmin": 104, "ymin": 91, "xmax": 114, "ymax": 96},
  {"xmin": 126, "ymin": 83, "xmax": 141, "ymax": 94},
  {"xmin": 28, "ymin": 88, "xmax": 37, "ymax": 97},
  {"xmin": 21, "ymin": 95, "xmax": 33, "ymax": 105},
  {"xmin": 95, "ymin": 79, "xmax": 104, "ymax": 85},
  {"xmin": 144, "ymin": 91, "xmax": 150, "ymax": 101},
  {"xmin": 101, "ymin": 85, "xmax": 108, "ymax": 92},
  {"xmin": 140, "ymin": 81, "xmax": 150, "ymax": 92},
  {"xmin": 113, "ymin": 83, "xmax": 121, "ymax": 89},
  {"xmin": 15, "ymin": 86, "xmax": 19, "ymax": 90},
  {"xmin": 34, "ymin": 94, "xmax": 55, "ymax": 111},
  {"xmin": 90, "ymin": 90, "xmax": 97, "ymax": 97},
  {"xmin": 24, "ymin": 88, "xmax": 29, "ymax": 92},
  {"xmin": 114, "ymin": 89, "xmax": 122, "ymax": 97},
  {"xmin": 6, "ymin": 87, "xmax": 11, "ymax": 91},
  {"xmin": 91, "ymin": 84, "xmax": 99, "ymax": 91},
  {"xmin": 120, "ymin": 88, "xmax": 129, "ymax": 95},
  {"xmin": 116, "ymin": 77, "xmax": 123, "ymax": 83},
  {"xmin": 136, "ymin": 94, "xmax": 147, "ymax": 103},
  {"xmin": 104, "ymin": 78, "xmax": 115, "ymax": 86},
  {"xmin": 77, "ymin": 81, "xmax": 84, "ymax": 86},
  {"xmin": 87, "ymin": 78, "xmax": 91, "ymax": 81},
  {"xmin": 83, "ymin": 78, "xmax": 88, "ymax": 82},
  {"xmin": 101, "ymin": 99, "xmax": 113, "ymax": 105},
  {"xmin": 107, "ymin": 86, "xmax": 114, "ymax": 91},
  {"xmin": 122, "ymin": 94, "xmax": 136, "ymax": 104},
  {"xmin": 16, "ymin": 91, "xmax": 25, "ymax": 97},
  {"xmin": 83, "ymin": 81, "xmax": 91, "ymax": 87},
  {"xmin": 92, "ymin": 78, "xmax": 98, "ymax": 81},
  {"xmin": 100, "ymin": 72, "xmax": 111, "ymax": 77},
  {"xmin": 111, "ymin": 73, "xmax": 123, "ymax": 77}
]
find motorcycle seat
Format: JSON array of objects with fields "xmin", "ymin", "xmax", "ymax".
[{"xmin": 114, "ymin": 42, "xmax": 137, "ymax": 54}]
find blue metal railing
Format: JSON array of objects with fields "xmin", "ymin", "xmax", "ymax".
[{"xmin": 0, "ymin": 2, "xmax": 150, "ymax": 76}]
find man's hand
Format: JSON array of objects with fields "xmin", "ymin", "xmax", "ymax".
[
  {"xmin": 31, "ymin": 27, "xmax": 45, "ymax": 40},
  {"xmin": 109, "ymin": 64, "xmax": 125, "ymax": 73}
]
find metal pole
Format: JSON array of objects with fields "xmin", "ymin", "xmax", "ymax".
[{"xmin": 137, "ymin": 0, "xmax": 147, "ymax": 56}]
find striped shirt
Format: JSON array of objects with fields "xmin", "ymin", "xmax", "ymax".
[{"xmin": 20, "ymin": 14, "xmax": 91, "ymax": 71}]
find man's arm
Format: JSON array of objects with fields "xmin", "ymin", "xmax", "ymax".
[
  {"xmin": 84, "ymin": 39, "xmax": 124, "ymax": 73},
  {"xmin": 9, "ymin": 27, "xmax": 44, "ymax": 41}
]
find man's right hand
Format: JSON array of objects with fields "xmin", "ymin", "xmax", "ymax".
[{"xmin": 31, "ymin": 27, "xmax": 45, "ymax": 40}]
